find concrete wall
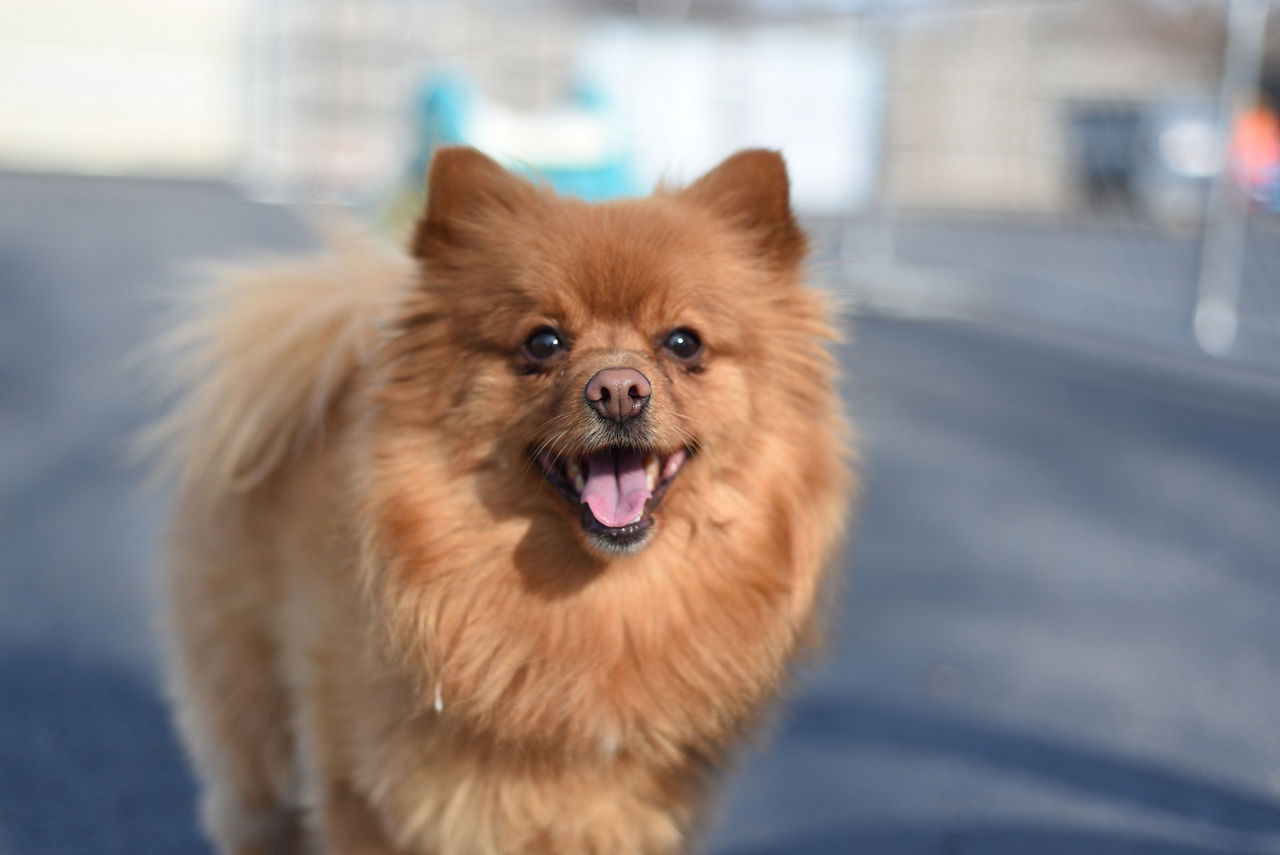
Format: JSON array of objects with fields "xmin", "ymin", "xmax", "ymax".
[
  {"xmin": 882, "ymin": 2, "xmax": 1222, "ymax": 213},
  {"xmin": 0, "ymin": 0, "xmax": 249, "ymax": 176}
]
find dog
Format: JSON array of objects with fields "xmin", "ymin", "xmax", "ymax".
[{"xmin": 148, "ymin": 146, "xmax": 853, "ymax": 854}]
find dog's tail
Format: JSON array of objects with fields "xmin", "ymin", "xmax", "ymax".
[{"xmin": 139, "ymin": 219, "xmax": 413, "ymax": 501}]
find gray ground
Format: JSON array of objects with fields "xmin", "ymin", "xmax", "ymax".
[{"xmin": 2, "ymin": 173, "xmax": 1279, "ymax": 855}]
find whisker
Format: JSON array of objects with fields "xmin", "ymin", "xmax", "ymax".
[
  {"xmin": 665, "ymin": 409, "xmax": 700, "ymax": 450},
  {"xmin": 531, "ymin": 422, "xmax": 580, "ymax": 462},
  {"xmin": 526, "ymin": 404, "xmax": 700, "ymax": 472}
]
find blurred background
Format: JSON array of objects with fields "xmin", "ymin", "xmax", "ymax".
[{"xmin": 3, "ymin": 1, "xmax": 1280, "ymax": 853}]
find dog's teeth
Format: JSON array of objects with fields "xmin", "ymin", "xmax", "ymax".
[
  {"xmin": 644, "ymin": 454, "xmax": 659, "ymax": 491},
  {"xmin": 566, "ymin": 460, "xmax": 585, "ymax": 492}
]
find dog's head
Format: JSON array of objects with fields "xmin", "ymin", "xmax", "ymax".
[
  {"xmin": 360, "ymin": 148, "xmax": 849, "ymax": 748},
  {"xmin": 377, "ymin": 146, "xmax": 816, "ymax": 559}
]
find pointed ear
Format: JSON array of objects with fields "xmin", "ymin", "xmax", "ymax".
[
  {"xmin": 411, "ymin": 146, "xmax": 540, "ymax": 259},
  {"xmin": 681, "ymin": 149, "xmax": 806, "ymax": 267}
]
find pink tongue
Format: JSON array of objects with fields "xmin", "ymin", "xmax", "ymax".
[{"xmin": 581, "ymin": 449, "xmax": 651, "ymax": 528}]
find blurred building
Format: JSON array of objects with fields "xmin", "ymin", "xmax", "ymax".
[
  {"xmin": 3, "ymin": 0, "xmax": 1278, "ymax": 218},
  {"xmin": 4, "ymin": 0, "xmax": 1279, "ymax": 366},
  {"xmin": 883, "ymin": 2, "xmax": 1229, "ymax": 213},
  {"xmin": 0, "ymin": 0, "xmax": 249, "ymax": 176}
]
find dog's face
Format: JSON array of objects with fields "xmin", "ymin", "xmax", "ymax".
[
  {"xmin": 358, "ymin": 148, "xmax": 848, "ymax": 749},
  {"xmin": 378, "ymin": 147, "xmax": 810, "ymax": 559}
]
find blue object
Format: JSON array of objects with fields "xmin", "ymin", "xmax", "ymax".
[{"xmin": 409, "ymin": 72, "xmax": 635, "ymax": 201}]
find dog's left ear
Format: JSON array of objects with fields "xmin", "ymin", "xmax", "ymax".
[{"xmin": 682, "ymin": 149, "xmax": 806, "ymax": 268}]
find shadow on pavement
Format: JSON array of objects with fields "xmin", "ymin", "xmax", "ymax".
[
  {"xmin": 0, "ymin": 651, "xmax": 208, "ymax": 855},
  {"xmin": 785, "ymin": 693, "xmax": 1280, "ymax": 835},
  {"xmin": 724, "ymin": 823, "xmax": 1257, "ymax": 855},
  {"xmin": 4, "ymin": 650, "xmax": 1276, "ymax": 855}
]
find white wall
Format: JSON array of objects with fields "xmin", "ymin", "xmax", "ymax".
[
  {"xmin": 579, "ymin": 18, "xmax": 883, "ymax": 213},
  {"xmin": 0, "ymin": 0, "xmax": 248, "ymax": 176}
]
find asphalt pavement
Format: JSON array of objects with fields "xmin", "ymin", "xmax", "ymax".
[
  {"xmin": 2, "ymin": 173, "xmax": 1279, "ymax": 855},
  {"xmin": 844, "ymin": 212, "xmax": 1280, "ymax": 368}
]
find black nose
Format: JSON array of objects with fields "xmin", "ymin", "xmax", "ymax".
[{"xmin": 585, "ymin": 368, "xmax": 651, "ymax": 422}]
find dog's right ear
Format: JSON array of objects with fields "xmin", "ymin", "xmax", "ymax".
[{"xmin": 411, "ymin": 147, "xmax": 539, "ymax": 259}]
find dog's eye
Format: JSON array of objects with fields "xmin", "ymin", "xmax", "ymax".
[
  {"xmin": 662, "ymin": 328, "xmax": 702, "ymax": 361},
  {"xmin": 523, "ymin": 327, "xmax": 566, "ymax": 361}
]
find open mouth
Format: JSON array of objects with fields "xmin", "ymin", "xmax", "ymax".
[{"xmin": 535, "ymin": 446, "xmax": 690, "ymax": 552}]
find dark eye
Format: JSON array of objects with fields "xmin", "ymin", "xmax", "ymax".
[
  {"xmin": 663, "ymin": 328, "xmax": 702, "ymax": 360},
  {"xmin": 523, "ymin": 327, "xmax": 566, "ymax": 361}
]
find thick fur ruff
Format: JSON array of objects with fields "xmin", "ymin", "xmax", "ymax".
[{"xmin": 150, "ymin": 148, "xmax": 853, "ymax": 855}]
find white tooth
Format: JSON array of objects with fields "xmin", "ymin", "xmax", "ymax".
[
  {"xmin": 644, "ymin": 454, "xmax": 659, "ymax": 491},
  {"xmin": 663, "ymin": 450, "xmax": 687, "ymax": 479},
  {"xmin": 574, "ymin": 473, "xmax": 586, "ymax": 492}
]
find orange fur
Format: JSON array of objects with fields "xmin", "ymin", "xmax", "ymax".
[{"xmin": 151, "ymin": 148, "xmax": 854, "ymax": 855}]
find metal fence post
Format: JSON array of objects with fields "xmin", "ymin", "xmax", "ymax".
[{"xmin": 1194, "ymin": 0, "xmax": 1271, "ymax": 357}]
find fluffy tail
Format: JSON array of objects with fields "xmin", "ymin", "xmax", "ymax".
[{"xmin": 140, "ymin": 219, "xmax": 412, "ymax": 501}]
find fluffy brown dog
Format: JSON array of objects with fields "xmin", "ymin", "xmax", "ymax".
[{"xmin": 150, "ymin": 147, "xmax": 852, "ymax": 855}]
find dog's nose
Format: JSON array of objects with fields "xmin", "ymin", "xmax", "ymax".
[{"xmin": 585, "ymin": 367, "xmax": 651, "ymax": 423}]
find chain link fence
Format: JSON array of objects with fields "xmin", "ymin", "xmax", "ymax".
[
  {"xmin": 838, "ymin": 0, "xmax": 1280, "ymax": 372},
  {"xmin": 239, "ymin": 0, "xmax": 1280, "ymax": 371}
]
